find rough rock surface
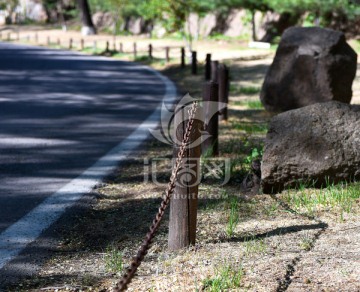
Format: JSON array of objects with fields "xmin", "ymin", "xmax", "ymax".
[
  {"xmin": 260, "ymin": 27, "xmax": 357, "ymax": 112},
  {"xmin": 261, "ymin": 101, "xmax": 360, "ymax": 194}
]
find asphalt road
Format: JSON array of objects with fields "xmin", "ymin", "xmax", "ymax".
[{"xmin": 0, "ymin": 42, "xmax": 172, "ymax": 283}]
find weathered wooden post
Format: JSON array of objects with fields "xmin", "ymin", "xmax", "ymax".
[
  {"xmin": 69, "ymin": 38, "xmax": 73, "ymax": 49},
  {"xmin": 211, "ymin": 60, "xmax": 219, "ymax": 82},
  {"xmin": 57, "ymin": 38, "xmax": 60, "ymax": 46},
  {"xmin": 202, "ymin": 81, "xmax": 219, "ymax": 156},
  {"xmin": 7, "ymin": 32, "xmax": 10, "ymax": 41},
  {"xmin": 119, "ymin": 42, "xmax": 123, "ymax": 53},
  {"xmin": 168, "ymin": 103, "xmax": 202, "ymax": 250},
  {"xmin": 133, "ymin": 42, "xmax": 137, "ymax": 59},
  {"xmin": 106, "ymin": 41, "xmax": 109, "ymax": 52},
  {"xmin": 35, "ymin": 32, "xmax": 38, "ymax": 44},
  {"xmin": 93, "ymin": 40, "xmax": 97, "ymax": 51},
  {"xmin": 205, "ymin": 53, "xmax": 211, "ymax": 80},
  {"xmin": 148, "ymin": 44, "xmax": 152, "ymax": 59},
  {"xmin": 47, "ymin": 36, "xmax": 50, "ymax": 46},
  {"xmin": 16, "ymin": 31, "xmax": 19, "ymax": 41},
  {"xmin": 191, "ymin": 51, "xmax": 197, "ymax": 75},
  {"xmin": 113, "ymin": 41, "xmax": 116, "ymax": 51},
  {"xmin": 181, "ymin": 47, "xmax": 185, "ymax": 68},
  {"xmin": 165, "ymin": 46, "xmax": 170, "ymax": 62},
  {"xmin": 81, "ymin": 38, "xmax": 84, "ymax": 50},
  {"xmin": 218, "ymin": 64, "xmax": 229, "ymax": 121}
]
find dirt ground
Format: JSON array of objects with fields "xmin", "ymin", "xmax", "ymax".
[{"xmin": 1, "ymin": 26, "xmax": 360, "ymax": 292}]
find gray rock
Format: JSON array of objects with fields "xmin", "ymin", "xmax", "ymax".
[
  {"xmin": 260, "ymin": 27, "xmax": 357, "ymax": 112},
  {"xmin": 261, "ymin": 101, "xmax": 360, "ymax": 194}
]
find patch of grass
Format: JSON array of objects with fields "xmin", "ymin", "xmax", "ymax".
[
  {"xmin": 202, "ymin": 264, "xmax": 244, "ymax": 291},
  {"xmin": 244, "ymin": 236, "xmax": 267, "ymax": 255},
  {"xmin": 226, "ymin": 196, "xmax": 240, "ymax": 237},
  {"xmin": 239, "ymin": 86, "xmax": 261, "ymax": 95},
  {"xmin": 284, "ymin": 181, "xmax": 360, "ymax": 215},
  {"xmin": 104, "ymin": 246, "xmax": 123, "ymax": 274},
  {"xmin": 234, "ymin": 99, "xmax": 264, "ymax": 109},
  {"xmin": 231, "ymin": 121, "xmax": 268, "ymax": 134},
  {"xmin": 299, "ymin": 233, "xmax": 313, "ymax": 251}
]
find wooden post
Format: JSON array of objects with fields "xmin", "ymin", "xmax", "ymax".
[
  {"xmin": 165, "ymin": 46, "xmax": 170, "ymax": 62},
  {"xmin": 69, "ymin": 38, "xmax": 73, "ymax": 49},
  {"xmin": 119, "ymin": 42, "xmax": 123, "ymax": 53},
  {"xmin": 26, "ymin": 35, "xmax": 30, "ymax": 42},
  {"xmin": 35, "ymin": 33, "xmax": 38, "ymax": 44},
  {"xmin": 93, "ymin": 40, "xmax": 97, "ymax": 51},
  {"xmin": 113, "ymin": 41, "xmax": 116, "ymax": 52},
  {"xmin": 205, "ymin": 53, "xmax": 211, "ymax": 80},
  {"xmin": 181, "ymin": 47, "xmax": 185, "ymax": 68},
  {"xmin": 211, "ymin": 60, "xmax": 219, "ymax": 82},
  {"xmin": 168, "ymin": 104, "xmax": 202, "ymax": 250},
  {"xmin": 133, "ymin": 42, "xmax": 137, "ymax": 59},
  {"xmin": 81, "ymin": 39, "xmax": 84, "ymax": 50},
  {"xmin": 7, "ymin": 32, "xmax": 10, "ymax": 41},
  {"xmin": 148, "ymin": 44, "xmax": 152, "ymax": 59},
  {"xmin": 57, "ymin": 38, "xmax": 60, "ymax": 46},
  {"xmin": 218, "ymin": 64, "xmax": 229, "ymax": 121},
  {"xmin": 191, "ymin": 51, "xmax": 197, "ymax": 75},
  {"xmin": 16, "ymin": 31, "xmax": 19, "ymax": 41},
  {"xmin": 0, "ymin": 32, "xmax": 2, "ymax": 40},
  {"xmin": 202, "ymin": 81, "xmax": 219, "ymax": 156},
  {"xmin": 106, "ymin": 41, "xmax": 109, "ymax": 52},
  {"xmin": 47, "ymin": 36, "xmax": 50, "ymax": 46}
]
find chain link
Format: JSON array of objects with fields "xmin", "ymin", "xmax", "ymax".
[{"xmin": 114, "ymin": 101, "xmax": 199, "ymax": 291}]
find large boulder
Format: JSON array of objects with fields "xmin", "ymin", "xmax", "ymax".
[
  {"xmin": 261, "ymin": 101, "xmax": 360, "ymax": 194},
  {"xmin": 260, "ymin": 27, "xmax": 357, "ymax": 112}
]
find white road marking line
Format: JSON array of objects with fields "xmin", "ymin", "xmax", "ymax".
[{"xmin": 0, "ymin": 63, "xmax": 176, "ymax": 270}]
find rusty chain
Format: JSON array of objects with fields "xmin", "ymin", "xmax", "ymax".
[{"xmin": 114, "ymin": 101, "xmax": 199, "ymax": 291}]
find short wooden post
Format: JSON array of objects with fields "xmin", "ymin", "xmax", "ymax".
[
  {"xmin": 47, "ymin": 36, "xmax": 50, "ymax": 46},
  {"xmin": 181, "ymin": 47, "xmax": 185, "ymax": 68},
  {"xmin": 148, "ymin": 44, "xmax": 152, "ymax": 59},
  {"xmin": 191, "ymin": 51, "xmax": 197, "ymax": 75},
  {"xmin": 80, "ymin": 38, "xmax": 84, "ymax": 50},
  {"xmin": 168, "ymin": 104, "xmax": 202, "ymax": 250},
  {"xmin": 119, "ymin": 42, "xmax": 123, "ymax": 53},
  {"xmin": 205, "ymin": 53, "xmax": 211, "ymax": 80},
  {"xmin": 0, "ymin": 32, "xmax": 2, "ymax": 40},
  {"xmin": 202, "ymin": 81, "xmax": 219, "ymax": 156},
  {"xmin": 133, "ymin": 42, "xmax": 137, "ymax": 59},
  {"xmin": 7, "ymin": 32, "xmax": 10, "ymax": 41},
  {"xmin": 35, "ymin": 33, "xmax": 38, "ymax": 44},
  {"xmin": 93, "ymin": 40, "xmax": 97, "ymax": 51},
  {"xmin": 113, "ymin": 42, "xmax": 116, "ymax": 52},
  {"xmin": 218, "ymin": 64, "xmax": 229, "ymax": 121},
  {"xmin": 57, "ymin": 38, "xmax": 60, "ymax": 46},
  {"xmin": 165, "ymin": 46, "xmax": 170, "ymax": 62},
  {"xmin": 211, "ymin": 60, "xmax": 219, "ymax": 82},
  {"xmin": 106, "ymin": 41, "xmax": 109, "ymax": 52},
  {"xmin": 69, "ymin": 38, "xmax": 73, "ymax": 49}
]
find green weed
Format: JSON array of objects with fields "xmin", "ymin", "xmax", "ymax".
[
  {"xmin": 104, "ymin": 246, "xmax": 123, "ymax": 273},
  {"xmin": 226, "ymin": 197, "xmax": 240, "ymax": 237},
  {"xmin": 203, "ymin": 264, "xmax": 244, "ymax": 291}
]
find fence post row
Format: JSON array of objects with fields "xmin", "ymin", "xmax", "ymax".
[
  {"xmin": 165, "ymin": 46, "xmax": 170, "ymax": 62},
  {"xmin": 218, "ymin": 64, "xmax": 229, "ymax": 121},
  {"xmin": 168, "ymin": 104, "xmax": 202, "ymax": 250},
  {"xmin": 205, "ymin": 53, "xmax": 211, "ymax": 80},
  {"xmin": 181, "ymin": 47, "xmax": 185, "ymax": 68},
  {"xmin": 191, "ymin": 51, "xmax": 197, "ymax": 75},
  {"xmin": 202, "ymin": 81, "xmax": 219, "ymax": 157},
  {"xmin": 211, "ymin": 60, "xmax": 219, "ymax": 83},
  {"xmin": 148, "ymin": 44, "xmax": 152, "ymax": 59}
]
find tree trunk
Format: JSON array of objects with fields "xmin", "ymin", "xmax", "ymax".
[
  {"xmin": 260, "ymin": 12, "xmax": 301, "ymax": 43},
  {"xmin": 77, "ymin": 0, "xmax": 96, "ymax": 35},
  {"xmin": 251, "ymin": 10, "xmax": 257, "ymax": 41}
]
